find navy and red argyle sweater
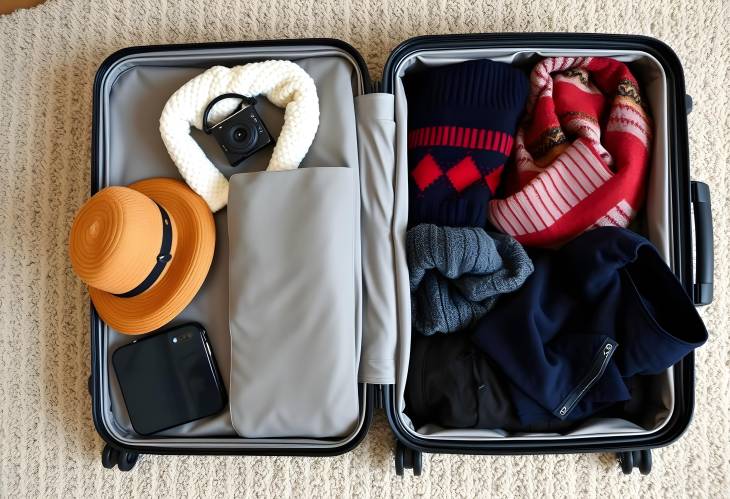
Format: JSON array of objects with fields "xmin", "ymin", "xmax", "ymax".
[
  {"xmin": 407, "ymin": 125, "xmax": 515, "ymax": 228},
  {"xmin": 404, "ymin": 59, "xmax": 529, "ymax": 228}
]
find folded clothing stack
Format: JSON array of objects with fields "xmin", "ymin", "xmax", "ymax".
[
  {"xmin": 406, "ymin": 227, "xmax": 708, "ymax": 430},
  {"xmin": 404, "ymin": 59, "xmax": 535, "ymax": 339},
  {"xmin": 401, "ymin": 56, "xmax": 696, "ymax": 433}
]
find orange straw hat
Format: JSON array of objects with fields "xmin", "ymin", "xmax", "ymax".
[{"xmin": 69, "ymin": 178, "xmax": 215, "ymax": 334}]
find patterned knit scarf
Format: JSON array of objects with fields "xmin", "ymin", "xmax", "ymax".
[{"xmin": 488, "ymin": 57, "xmax": 652, "ymax": 247}]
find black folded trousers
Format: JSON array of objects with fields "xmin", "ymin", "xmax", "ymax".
[{"xmin": 405, "ymin": 333, "xmax": 574, "ymax": 432}]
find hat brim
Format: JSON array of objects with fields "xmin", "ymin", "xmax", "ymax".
[{"xmin": 89, "ymin": 178, "xmax": 215, "ymax": 334}]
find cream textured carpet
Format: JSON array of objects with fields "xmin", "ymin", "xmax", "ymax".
[{"xmin": 0, "ymin": 0, "xmax": 728, "ymax": 497}]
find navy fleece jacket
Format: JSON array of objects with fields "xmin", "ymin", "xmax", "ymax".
[{"xmin": 471, "ymin": 227, "xmax": 707, "ymax": 424}]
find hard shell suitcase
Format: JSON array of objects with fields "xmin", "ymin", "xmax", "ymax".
[{"xmin": 89, "ymin": 33, "xmax": 714, "ymax": 475}]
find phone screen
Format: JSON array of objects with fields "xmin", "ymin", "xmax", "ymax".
[{"xmin": 112, "ymin": 323, "xmax": 226, "ymax": 435}]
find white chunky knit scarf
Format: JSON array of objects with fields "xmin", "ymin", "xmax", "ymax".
[{"xmin": 159, "ymin": 60, "xmax": 319, "ymax": 212}]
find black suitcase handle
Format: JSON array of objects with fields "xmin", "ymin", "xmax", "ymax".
[{"xmin": 691, "ymin": 181, "xmax": 713, "ymax": 305}]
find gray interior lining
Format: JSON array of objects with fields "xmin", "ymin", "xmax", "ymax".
[
  {"xmin": 96, "ymin": 46, "xmax": 369, "ymax": 448},
  {"xmin": 391, "ymin": 48, "xmax": 676, "ymax": 440}
]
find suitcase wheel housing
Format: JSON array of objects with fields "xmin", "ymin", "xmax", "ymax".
[
  {"xmin": 395, "ymin": 440, "xmax": 423, "ymax": 476},
  {"xmin": 101, "ymin": 443, "xmax": 140, "ymax": 472},
  {"xmin": 617, "ymin": 450, "xmax": 652, "ymax": 475}
]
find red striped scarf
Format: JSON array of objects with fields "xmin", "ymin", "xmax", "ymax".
[{"xmin": 488, "ymin": 57, "xmax": 652, "ymax": 247}]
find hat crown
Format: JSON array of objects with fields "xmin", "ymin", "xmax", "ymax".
[{"xmin": 69, "ymin": 187, "xmax": 165, "ymax": 294}]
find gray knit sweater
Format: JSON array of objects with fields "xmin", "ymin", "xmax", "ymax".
[{"xmin": 407, "ymin": 224, "xmax": 534, "ymax": 336}]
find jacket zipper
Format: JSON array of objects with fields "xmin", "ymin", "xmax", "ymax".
[{"xmin": 553, "ymin": 339, "xmax": 618, "ymax": 420}]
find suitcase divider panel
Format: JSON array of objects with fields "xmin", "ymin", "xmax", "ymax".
[{"xmin": 355, "ymin": 93, "xmax": 399, "ymax": 385}]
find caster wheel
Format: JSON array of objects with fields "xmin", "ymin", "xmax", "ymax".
[
  {"xmin": 394, "ymin": 440, "xmax": 423, "ymax": 476},
  {"xmin": 632, "ymin": 450, "xmax": 642, "ymax": 470},
  {"xmin": 101, "ymin": 444, "xmax": 119, "ymax": 469},
  {"xmin": 394, "ymin": 442, "xmax": 405, "ymax": 476},
  {"xmin": 618, "ymin": 451, "xmax": 633, "ymax": 475},
  {"xmin": 412, "ymin": 449, "xmax": 423, "ymax": 476},
  {"xmin": 638, "ymin": 450, "xmax": 652, "ymax": 475},
  {"xmin": 117, "ymin": 450, "xmax": 139, "ymax": 472}
]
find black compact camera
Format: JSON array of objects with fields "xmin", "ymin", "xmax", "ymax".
[{"xmin": 203, "ymin": 93, "xmax": 274, "ymax": 167}]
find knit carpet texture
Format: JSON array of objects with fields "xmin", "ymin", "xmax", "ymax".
[{"xmin": 0, "ymin": 0, "xmax": 728, "ymax": 497}]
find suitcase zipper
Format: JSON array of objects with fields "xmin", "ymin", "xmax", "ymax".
[{"xmin": 553, "ymin": 339, "xmax": 618, "ymax": 419}]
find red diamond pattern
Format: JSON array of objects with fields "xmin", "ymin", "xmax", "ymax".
[
  {"xmin": 484, "ymin": 164, "xmax": 505, "ymax": 193},
  {"xmin": 411, "ymin": 153, "xmax": 443, "ymax": 191},
  {"xmin": 446, "ymin": 156, "xmax": 482, "ymax": 192},
  {"xmin": 412, "ymin": 153, "xmax": 500, "ymax": 194}
]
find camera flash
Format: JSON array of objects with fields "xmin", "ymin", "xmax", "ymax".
[{"xmin": 172, "ymin": 337, "xmax": 178, "ymax": 343}]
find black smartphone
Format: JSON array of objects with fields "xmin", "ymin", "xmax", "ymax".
[{"xmin": 112, "ymin": 322, "xmax": 226, "ymax": 435}]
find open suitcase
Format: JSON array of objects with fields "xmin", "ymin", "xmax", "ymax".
[{"xmin": 89, "ymin": 33, "xmax": 714, "ymax": 475}]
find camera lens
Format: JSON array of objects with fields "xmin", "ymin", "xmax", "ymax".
[
  {"xmin": 226, "ymin": 123, "xmax": 257, "ymax": 153},
  {"xmin": 233, "ymin": 128, "xmax": 248, "ymax": 142}
]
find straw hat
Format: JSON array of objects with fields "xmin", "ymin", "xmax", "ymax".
[{"xmin": 69, "ymin": 178, "xmax": 215, "ymax": 334}]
